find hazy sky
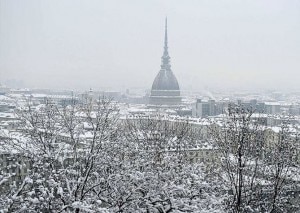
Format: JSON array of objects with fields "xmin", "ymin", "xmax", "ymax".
[{"xmin": 1, "ymin": 0, "xmax": 300, "ymax": 91}]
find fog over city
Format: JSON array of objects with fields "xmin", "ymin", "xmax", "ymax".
[
  {"xmin": 3, "ymin": 1, "xmax": 300, "ymax": 212},
  {"xmin": 1, "ymin": 0, "xmax": 300, "ymax": 91}
]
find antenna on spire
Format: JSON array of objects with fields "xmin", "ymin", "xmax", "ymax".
[
  {"xmin": 164, "ymin": 17, "xmax": 168, "ymax": 49},
  {"xmin": 161, "ymin": 17, "xmax": 171, "ymax": 70}
]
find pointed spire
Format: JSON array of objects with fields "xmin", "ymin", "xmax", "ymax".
[
  {"xmin": 161, "ymin": 17, "xmax": 171, "ymax": 70},
  {"xmin": 164, "ymin": 17, "xmax": 168, "ymax": 51}
]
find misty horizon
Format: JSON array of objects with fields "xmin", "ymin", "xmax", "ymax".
[{"xmin": 1, "ymin": 0, "xmax": 300, "ymax": 92}]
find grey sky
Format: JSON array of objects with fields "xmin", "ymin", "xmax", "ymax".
[{"xmin": 0, "ymin": 0, "xmax": 300, "ymax": 91}]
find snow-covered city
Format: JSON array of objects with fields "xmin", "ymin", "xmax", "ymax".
[{"xmin": 1, "ymin": 1, "xmax": 300, "ymax": 212}]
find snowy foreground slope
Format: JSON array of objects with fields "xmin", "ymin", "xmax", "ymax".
[{"xmin": 1, "ymin": 100, "xmax": 300, "ymax": 212}]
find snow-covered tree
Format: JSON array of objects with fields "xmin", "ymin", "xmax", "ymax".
[
  {"xmin": 210, "ymin": 104, "xmax": 300, "ymax": 212},
  {"xmin": 1, "ymin": 97, "xmax": 119, "ymax": 212},
  {"xmin": 122, "ymin": 115, "xmax": 224, "ymax": 212},
  {"xmin": 3, "ymin": 99, "xmax": 298, "ymax": 212}
]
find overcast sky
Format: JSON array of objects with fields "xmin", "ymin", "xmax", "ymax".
[{"xmin": 0, "ymin": 0, "xmax": 300, "ymax": 92}]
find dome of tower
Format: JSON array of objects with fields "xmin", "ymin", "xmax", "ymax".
[{"xmin": 151, "ymin": 70, "xmax": 180, "ymax": 91}]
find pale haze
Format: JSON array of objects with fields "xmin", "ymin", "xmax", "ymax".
[{"xmin": 0, "ymin": 0, "xmax": 300, "ymax": 91}]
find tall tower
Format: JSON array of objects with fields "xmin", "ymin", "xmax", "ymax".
[{"xmin": 149, "ymin": 18, "xmax": 181, "ymax": 107}]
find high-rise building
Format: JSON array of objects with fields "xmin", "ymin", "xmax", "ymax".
[
  {"xmin": 192, "ymin": 99, "xmax": 217, "ymax": 118},
  {"xmin": 149, "ymin": 19, "xmax": 181, "ymax": 107}
]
